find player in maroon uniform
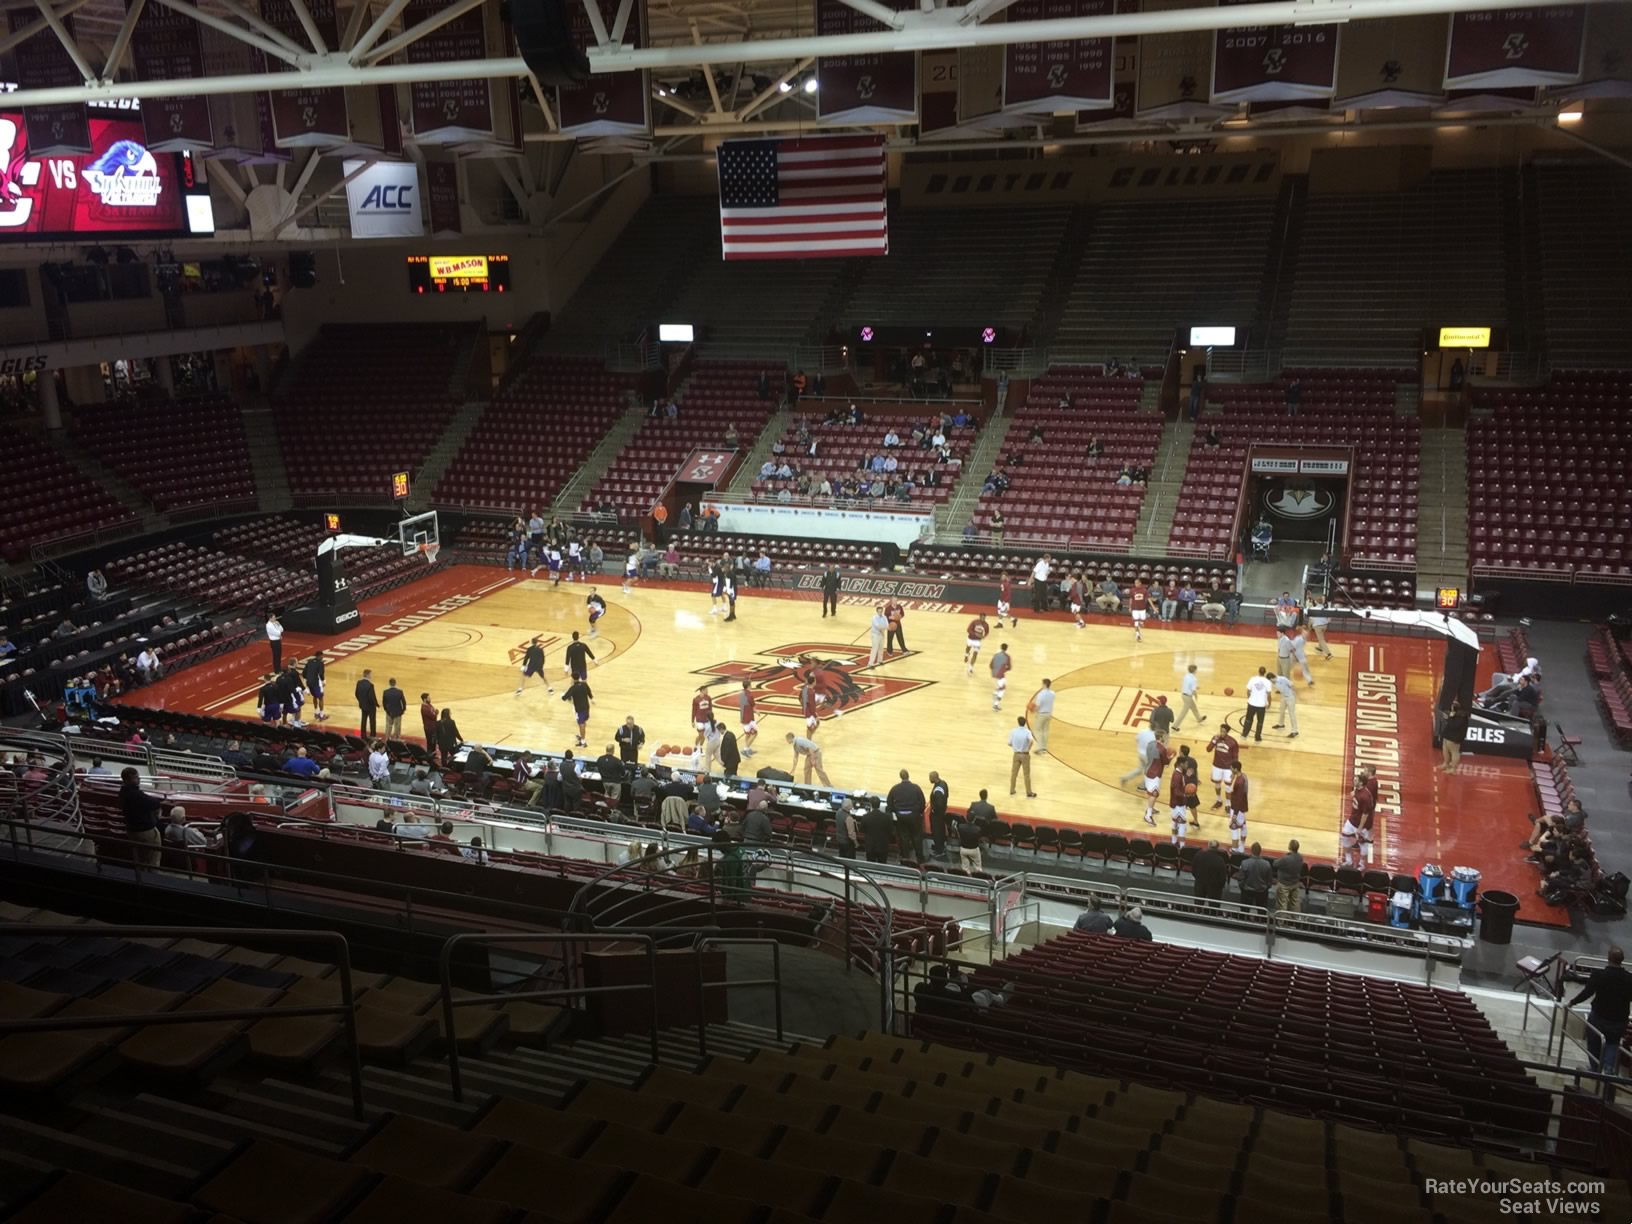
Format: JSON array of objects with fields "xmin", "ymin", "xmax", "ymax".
[
  {"xmin": 1068, "ymin": 573, "xmax": 1087, "ymax": 630},
  {"xmin": 996, "ymin": 575, "xmax": 1016, "ymax": 627},
  {"xmin": 1343, "ymin": 764, "xmax": 1379, "ymax": 867},
  {"xmin": 738, "ymin": 680, "xmax": 759, "ymax": 758},
  {"xmin": 964, "ymin": 612, "xmax": 990, "ymax": 675},
  {"xmin": 690, "ymin": 687, "xmax": 714, "ymax": 750},
  {"xmin": 1206, "ymin": 722, "xmax": 1239, "ymax": 810},
  {"xmin": 1168, "ymin": 749, "xmax": 1192, "ymax": 846},
  {"xmin": 1142, "ymin": 740, "xmax": 1172, "ymax": 826},
  {"xmin": 1129, "ymin": 581, "xmax": 1150, "ymax": 642},
  {"xmin": 800, "ymin": 675, "xmax": 821, "ymax": 735},
  {"xmin": 1227, "ymin": 765, "xmax": 1249, "ymax": 852}
]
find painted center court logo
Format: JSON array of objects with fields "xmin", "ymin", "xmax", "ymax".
[{"xmin": 692, "ymin": 641, "xmax": 932, "ymax": 721}]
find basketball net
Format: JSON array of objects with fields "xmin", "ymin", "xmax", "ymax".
[{"xmin": 418, "ymin": 541, "xmax": 440, "ymax": 565}]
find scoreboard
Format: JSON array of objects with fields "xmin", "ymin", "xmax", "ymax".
[{"xmin": 407, "ymin": 254, "xmax": 511, "ymax": 294}]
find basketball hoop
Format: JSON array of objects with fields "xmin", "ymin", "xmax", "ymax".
[{"xmin": 417, "ymin": 541, "xmax": 440, "ymax": 566}]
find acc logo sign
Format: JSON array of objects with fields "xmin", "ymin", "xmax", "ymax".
[
  {"xmin": 360, "ymin": 183, "xmax": 415, "ymax": 211},
  {"xmin": 692, "ymin": 642, "xmax": 933, "ymax": 721}
]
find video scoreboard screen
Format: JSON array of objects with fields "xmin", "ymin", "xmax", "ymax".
[{"xmin": 406, "ymin": 254, "xmax": 510, "ymax": 294}]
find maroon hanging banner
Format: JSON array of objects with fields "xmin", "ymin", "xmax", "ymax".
[
  {"xmin": 129, "ymin": 0, "xmax": 213, "ymax": 152},
  {"xmin": 405, "ymin": 0, "xmax": 495, "ymax": 143},
  {"xmin": 1136, "ymin": 0, "xmax": 1232, "ymax": 119},
  {"xmin": 8, "ymin": 10, "xmax": 91, "ymax": 156},
  {"xmin": 1569, "ymin": 1, "xmax": 1632, "ymax": 98},
  {"xmin": 816, "ymin": 0, "xmax": 918, "ymax": 123},
  {"xmin": 426, "ymin": 158, "xmax": 461, "ymax": 236},
  {"xmin": 260, "ymin": 0, "xmax": 350, "ymax": 147},
  {"xmin": 1076, "ymin": 36, "xmax": 1139, "ymax": 127},
  {"xmin": 557, "ymin": 0, "xmax": 649, "ymax": 136},
  {"xmin": 1211, "ymin": 0, "xmax": 1339, "ymax": 103},
  {"xmin": 1003, "ymin": 0, "xmax": 1113, "ymax": 113},
  {"xmin": 1333, "ymin": 14, "xmax": 1446, "ymax": 108},
  {"xmin": 1444, "ymin": 8, "xmax": 1585, "ymax": 89}
]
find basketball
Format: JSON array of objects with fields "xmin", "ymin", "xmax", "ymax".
[
  {"xmin": 1185, "ymin": 783, "xmax": 1198, "ymax": 795},
  {"xmin": 1223, "ymin": 687, "xmax": 1235, "ymax": 696}
]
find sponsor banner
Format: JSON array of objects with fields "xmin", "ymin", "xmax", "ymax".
[
  {"xmin": 0, "ymin": 112, "xmax": 185, "ymax": 237},
  {"xmin": 1212, "ymin": 0, "xmax": 1340, "ymax": 103},
  {"xmin": 8, "ymin": 10, "xmax": 91, "ymax": 156},
  {"xmin": 558, "ymin": 0, "xmax": 649, "ymax": 136},
  {"xmin": 1438, "ymin": 325, "xmax": 1491, "ymax": 348},
  {"xmin": 1076, "ymin": 38, "xmax": 1140, "ymax": 128},
  {"xmin": 1136, "ymin": 0, "xmax": 1232, "ymax": 119},
  {"xmin": 1445, "ymin": 7, "xmax": 1586, "ymax": 89},
  {"xmin": 1003, "ymin": 0, "xmax": 1114, "ymax": 113},
  {"xmin": 261, "ymin": 0, "xmax": 349, "ymax": 147},
  {"xmin": 676, "ymin": 449, "xmax": 735, "ymax": 486},
  {"xmin": 703, "ymin": 500, "xmax": 931, "ymax": 547},
  {"xmin": 1334, "ymin": 14, "xmax": 1447, "ymax": 106},
  {"xmin": 1251, "ymin": 456, "xmax": 1299, "ymax": 474},
  {"xmin": 1567, "ymin": 2, "xmax": 1632, "ymax": 98},
  {"xmin": 1298, "ymin": 458, "xmax": 1350, "ymax": 475},
  {"xmin": 405, "ymin": 0, "xmax": 495, "ymax": 143},
  {"xmin": 426, "ymin": 158, "xmax": 461, "ymax": 236},
  {"xmin": 816, "ymin": 0, "xmax": 918, "ymax": 123},
  {"xmin": 344, "ymin": 159, "xmax": 423, "ymax": 239},
  {"xmin": 129, "ymin": 0, "xmax": 213, "ymax": 151}
]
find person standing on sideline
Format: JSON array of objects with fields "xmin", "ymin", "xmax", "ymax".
[
  {"xmin": 867, "ymin": 605, "xmax": 888, "ymax": 667},
  {"xmin": 956, "ymin": 809, "xmax": 985, "ymax": 873},
  {"xmin": 1274, "ymin": 839, "xmax": 1305, "ymax": 911},
  {"xmin": 119, "ymin": 766, "xmax": 165, "ymax": 867},
  {"xmin": 928, "ymin": 771, "xmax": 950, "ymax": 856},
  {"xmin": 1237, "ymin": 841, "xmax": 1272, "ymax": 910},
  {"xmin": 690, "ymin": 686, "xmax": 715, "ymax": 751},
  {"xmin": 1271, "ymin": 672, "xmax": 1300, "ymax": 738},
  {"xmin": 561, "ymin": 679, "xmax": 593, "ymax": 747},
  {"xmin": 785, "ymin": 732, "xmax": 832, "ymax": 787},
  {"xmin": 1440, "ymin": 700, "xmax": 1469, "ymax": 773},
  {"xmin": 717, "ymin": 722, "xmax": 741, "ymax": 778},
  {"xmin": 615, "ymin": 715, "xmax": 645, "ymax": 766},
  {"xmin": 1175, "ymin": 663, "xmax": 1206, "ymax": 730},
  {"xmin": 1192, "ymin": 840, "xmax": 1229, "ymax": 901},
  {"xmin": 887, "ymin": 769, "xmax": 926, "ymax": 860},
  {"xmin": 1569, "ymin": 947, "xmax": 1632, "ymax": 1076},
  {"xmin": 303, "ymin": 651, "xmax": 328, "ymax": 722},
  {"xmin": 1291, "ymin": 627, "xmax": 1315, "ymax": 685},
  {"xmin": 1243, "ymin": 667, "xmax": 1272, "ymax": 742},
  {"xmin": 738, "ymin": 680, "xmax": 760, "ymax": 757},
  {"xmin": 1128, "ymin": 580, "xmax": 1149, "ymax": 642},
  {"xmin": 418, "ymin": 692, "xmax": 437, "ymax": 749},
  {"xmin": 820, "ymin": 565, "xmax": 841, "ymax": 617},
  {"xmin": 355, "ymin": 669, "xmax": 378, "ymax": 737},
  {"xmin": 435, "ymin": 709, "xmax": 463, "ymax": 769},
  {"xmin": 1029, "ymin": 679, "xmax": 1056, "ymax": 755},
  {"xmin": 989, "ymin": 642, "xmax": 1012, "ymax": 711},
  {"xmin": 1008, "ymin": 715, "xmax": 1037, "ymax": 798},
  {"xmin": 964, "ymin": 612, "xmax": 990, "ymax": 675},
  {"xmin": 381, "ymin": 678, "xmax": 407, "ymax": 741},
  {"xmin": 516, "ymin": 637, "xmax": 555, "ymax": 695},
  {"xmin": 1030, "ymin": 555, "xmax": 1052, "ymax": 613},
  {"xmin": 1308, "ymin": 597, "xmax": 1335, "ymax": 660},
  {"xmin": 1227, "ymin": 764, "xmax": 1249, "ymax": 852},
  {"xmin": 265, "ymin": 611, "xmax": 284, "ymax": 672},
  {"xmin": 701, "ymin": 719, "xmax": 724, "ymax": 774},
  {"xmin": 564, "ymin": 631, "xmax": 595, "ymax": 682},
  {"xmin": 884, "ymin": 600, "xmax": 907, "ymax": 655}
]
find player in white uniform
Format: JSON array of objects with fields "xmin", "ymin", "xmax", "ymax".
[
  {"xmin": 989, "ymin": 644, "xmax": 1011, "ymax": 711},
  {"xmin": 1128, "ymin": 582, "xmax": 1150, "ymax": 642},
  {"xmin": 623, "ymin": 541, "xmax": 639, "ymax": 594}
]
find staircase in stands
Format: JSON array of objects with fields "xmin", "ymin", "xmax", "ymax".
[
  {"xmin": 1416, "ymin": 425, "xmax": 1470, "ymax": 595},
  {"xmin": 30, "ymin": 416, "xmax": 164, "ymax": 533},
  {"xmin": 726, "ymin": 401, "xmax": 791, "ymax": 495},
  {"xmin": 1028, "ymin": 203, "xmax": 1095, "ymax": 353},
  {"xmin": 940, "ymin": 413, "xmax": 1015, "ymax": 538},
  {"xmin": 1132, "ymin": 416, "xmax": 1194, "ymax": 553},
  {"xmin": 551, "ymin": 397, "xmax": 649, "ymax": 514},
  {"xmin": 240, "ymin": 407, "xmax": 293, "ymax": 514},
  {"xmin": 405, "ymin": 400, "xmax": 489, "ymax": 514}
]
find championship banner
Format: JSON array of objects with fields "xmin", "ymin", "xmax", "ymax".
[
  {"xmin": 920, "ymin": 47, "xmax": 1024, "ymax": 137},
  {"xmin": 405, "ymin": 0, "xmax": 496, "ymax": 144},
  {"xmin": 1003, "ymin": 0, "xmax": 1114, "ymax": 113},
  {"xmin": 557, "ymin": 0, "xmax": 649, "ymax": 136},
  {"xmin": 203, "ymin": 26, "xmax": 285, "ymax": 162},
  {"xmin": 1333, "ymin": 14, "xmax": 1447, "ymax": 108},
  {"xmin": 8, "ymin": 10, "xmax": 91, "ymax": 156},
  {"xmin": 261, "ymin": 0, "xmax": 349, "ymax": 147},
  {"xmin": 1136, "ymin": 0, "xmax": 1231, "ymax": 119},
  {"xmin": 1444, "ymin": 7, "xmax": 1585, "ymax": 89},
  {"xmin": 1566, "ymin": 1, "xmax": 1632, "ymax": 98},
  {"xmin": 1077, "ymin": 37, "xmax": 1140, "ymax": 128},
  {"xmin": 426, "ymin": 158, "xmax": 462, "ymax": 236},
  {"xmin": 1211, "ymin": 0, "xmax": 1339, "ymax": 103},
  {"xmin": 919, "ymin": 49, "xmax": 960, "ymax": 135},
  {"xmin": 129, "ymin": 0, "xmax": 213, "ymax": 151},
  {"xmin": 816, "ymin": 0, "xmax": 918, "ymax": 123}
]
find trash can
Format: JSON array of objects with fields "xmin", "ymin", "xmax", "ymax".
[{"xmin": 1479, "ymin": 890, "xmax": 1520, "ymax": 944}]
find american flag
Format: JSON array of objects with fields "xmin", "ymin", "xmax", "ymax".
[{"xmin": 717, "ymin": 133, "xmax": 888, "ymax": 261}]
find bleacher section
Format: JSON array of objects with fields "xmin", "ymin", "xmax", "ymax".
[
  {"xmin": 0, "ymin": 427, "xmax": 137, "ymax": 562},
  {"xmin": 840, "ymin": 206, "xmax": 1071, "ymax": 330},
  {"xmin": 1174, "ymin": 371, "xmax": 1419, "ymax": 566},
  {"xmin": 67, "ymin": 395, "xmax": 257, "ymax": 514},
  {"xmin": 665, "ymin": 252, "xmax": 847, "ymax": 362},
  {"xmin": 971, "ymin": 369, "xmax": 1156, "ymax": 547},
  {"xmin": 1052, "ymin": 198, "xmax": 1274, "ymax": 361},
  {"xmin": 911, "ymin": 546, "xmax": 1234, "ymax": 594},
  {"xmin": 1533, "ymin": 160, "xmax": 1632, "ymax": 368},
  {"xmin": 1283, "ymin": 170, "xmax": 1509, "ymax": 367},
  {"xmin": 586, "ymin": 362, "xmax": 775, "ymax": 517},
  {"xmin": 1587, "ymin": 623, "xmax": 1632, "ymax": 747},
  {"xmin": 273, "ymin": 325, "xmax": 467, "ymax": 502},
  {"xmin": 750, "ymin": 408, "xmax": 979, "ymax": 508},
  {"xmin": 1468, "ymin": 371, "xmax": 1632, "ymax": 577},
  {"xmin": 434, "ymin": 356, "xmax": 631, "ymax": 513}
]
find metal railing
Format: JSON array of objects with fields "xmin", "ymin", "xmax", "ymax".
[
  {"xmin": 695, "ymin": 936, "xmax": 784, "ymax": 1058},
  {"xmin": 982, "ymin": 347, "xmax": 1051, "ymax": 377},
  {"xmin": 30, "ymin": 516, "xmax": 148, "ymax": 562},
  {"xmin": 791, "ymin": 345, "xmax": 849, "ymax": 375},
  {"xmin": 0, "ymin": 923, "xmax": 366, "ymax": 1118}
]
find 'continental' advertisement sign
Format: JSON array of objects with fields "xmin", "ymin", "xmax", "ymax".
[{"xmin": 1438, "ymin": 326, "xmax": 1491, "ymax": 349}]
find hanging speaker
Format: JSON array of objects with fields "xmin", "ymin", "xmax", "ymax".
[{"xmin": 504, "ymin": 0, "xmax": 591, "ymax": 87}]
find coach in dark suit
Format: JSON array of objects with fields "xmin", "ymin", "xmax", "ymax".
[
  {"xmin": 355, "ymin": 669, "xmax": 378, "ymax": 737},
  {"xmin": 381, "ymin": 678, "xmax": 407, "ymax": 740},
  {"xmin": 820, "ymin": 566, "xmax": 841, "ymax": 618}
]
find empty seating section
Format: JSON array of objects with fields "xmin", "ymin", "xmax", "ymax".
[
  {"xmin": 975, "ymin": 369, "xmax": 1155, "ymax": 547},
  {"xmin": 665, "ymin": 248, "xmax": 847, "ymax": 362},
  {"xmin": 918, "ymin": 931, "xmax": 1550, "ymax": 1140},
  {"xmin": 1533, "ymin": 160, "xmax": 1632, "ymax": 367},
  {"xmin": 1053, "ymin": 198, "xmax": 1274, "ymax": 360},
  {"xmin": 1467, "ymin": 371, "xmax": 1632, "ymax": 576},
  {"xmin": 841, "ymin": 207, "xmax": 1071, "ymax": 329},
  {"xmin": 67, "ymin": 395, "xmax": 257, "ymax": 513},
  {"xmin": 1175, "ymin": 372, "xmax": 1418, "ymax": 564},
  {"xmin": 750, "ymin": 411, "xmax": 979, "ymax": 507},
  {"xmin": 0, "ymin": 428, "xmax": 136, "ymax": 562},
  {"xmin": 1284, "ymin": 171, "xmax": 1508, "ymax": 366},
  {"xmin": 671, "ymin": 531, "xmax": 883, "ymax": 574},
  {"xmin": 434, "ymin": 357, "xmax": 631, "ymax": 512},
  {"xmin": 588, "ymin": 362, "xmax": 775, "ymax": 516},
  {"xmin": 1587, "ymin": 623, "xmax": 1632, "ymax": 746},
  {"xmin": 274, "ymin": 325, "xmax": 466, "ymax": 501}
]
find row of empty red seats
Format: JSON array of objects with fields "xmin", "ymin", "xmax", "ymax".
[
  {"xmin": 1587, "ymin": 623, "xmax": 1632, "ymax": 746},
  {"xmin": 68, "ymin": 394, "xmax": 258, "ymax": 513},
  {"xmin": 0, "ymin": 426, "xmax": 137, "ymax": 561}
]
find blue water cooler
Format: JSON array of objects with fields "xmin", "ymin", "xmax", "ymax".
[
  {"xmin": 1418, "ymin": 864, "xmax": 1445, "ymax": 902},
  {"xmin": 1449, "ymin": 867, "xmax": 1481, "ymax": 908}
]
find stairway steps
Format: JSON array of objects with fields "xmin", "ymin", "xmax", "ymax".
[{"xmin": 125, "ymin": 1092, "xmax": 346, "ymax": 1155}]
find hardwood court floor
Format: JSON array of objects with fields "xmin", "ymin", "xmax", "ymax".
[{"xmin": 205, "ymin": 573, "xmax": 1354, "ymax": 857}]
